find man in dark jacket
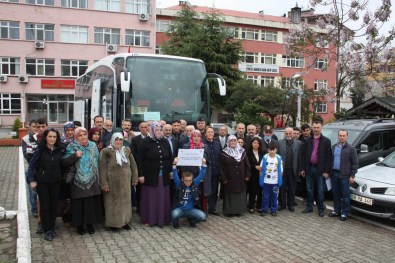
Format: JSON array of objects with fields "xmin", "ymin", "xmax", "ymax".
[
  {"xmin": 300, "ymin": 121, "xmax": 332, "ymax": 217},
  {"xmin": 328, "ymin": 129, "xmax": 358, "ymax": 221}
]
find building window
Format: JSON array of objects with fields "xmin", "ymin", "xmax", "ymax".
[
  {"xmin": 241, "ymin": 28, "xmax": 259, "ymax": 40},
  {"xmin": 61, "ymin": 0, "xmax": 87, "ymax": 9},
  {"xmin": 156, "ymin": 20, "xmax": 171, "ymax": 32},
  {"xmin": 26, "ymin": 58, "xmax": 55, "ymax": 76},
  {"xmin": 61, "ymin": 25, "xmax": 88, "ymax": 43},
  {"xmin": 282, "ymin": 56, "xmax": 304, "ymax": 68},
  {"xmin": 315, "ymin": 58, "xmax": 328, "ymax": 70},
  {"xmin": 94, "ymin": 27, "xmax": 120, "ymax": 44},
  {"xmin": 225, "ymin": 27, "xmax": 236, "ymax": 38},
  {"xmin": 1, "ymin": 0, "xmax": 19, "ymax": 2},
  {"xmin": 246, "ymin": 75, "xmax": 259, "ymax": 85},
  {"xmin": 155, "ymin": 46, "xmax": 161, "ymax": 54},
  {"xmin": 125, "ymin": 29, "xmax": 150, "ymax": 47},
  {"xmin": 315, "ymin": 103, "xmax": 327, "ymax": 113},
  {"xmin": 314, "ymin": 80, "xmax": 328, "ymax": 91},
  {"xmin": 25, "ymin": 0, "xmax": 54, "ymax": 5},
  {"xmin": 27, "ymin": 95, "xmax": 74, "ymax": 123},
  {"xmin": 243, "ymin": 52, "xmax": 259, "ymax": 63},
  {"xmin": 282, "ymin": 78, "xmax": 304, "ymax": 89},
  {"xmin": 261, "ymin": 77, "xmax": 275, "ymax": 87},
  {"xmin": 261, "ymin": 30, "xmax": 277, "ymax": 42},
  {"xmin": 0, "ymin": 93, "xmax": 21, "ymax": 114},
  {"xmin": 0, "ymin": 57, "xmax": 20, "ymax": 75},
  {"xmin": 61, "ymin": 60, "xmax": 88, "ymax": 77},
  {"xmin": 261, "ymin": 54, "xmax": 276, "ymax": 65},
  {"xmin": 94, "ymin": 0, "xmax": 120, "ymax": 11},
  {"xmin": 0, "ymin": 21, "xmax": 19, "ymax": 39},
  {"xmin": 125, "ymin": 0, "xmax": 150, "ymax": 14},
  {"xmin": 25, "ymin": 23, "xmax": 54, "ymax": 41}
]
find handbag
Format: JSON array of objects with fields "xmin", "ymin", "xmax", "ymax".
[{"xmin": 64, "ymin": 165, "xmax": 76, "ymax": 184}]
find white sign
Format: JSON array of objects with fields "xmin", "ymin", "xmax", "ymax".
[
  {"xmin": 238, "ymin": 63, "xmax": 279, "ymax": 73},
  {"xmin": 143, "ymin": 112, "xmax": 160, "ymax": 121},
  {"xmin": 177, "ymin": 149, "xmax": 204, "ymax": 166}
]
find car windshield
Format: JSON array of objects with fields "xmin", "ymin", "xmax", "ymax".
[
  {"xmin": 321, "ymin": 128, "xmax": 361, "ymax": 145},
  {"xmin": 381, "ymin": 151, "xmax": 395, "ymax": 168}
]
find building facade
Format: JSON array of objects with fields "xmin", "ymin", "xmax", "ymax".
[
  {"xmin": 156, "ymin": 3, "xmax": 337, "ymax": 124},
  {"xmin": 0, "ymin": 0, "xmax": 156, "ymax": 128}
]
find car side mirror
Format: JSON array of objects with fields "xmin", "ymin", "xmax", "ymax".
[
  {"xmin": 360, "ymin": 144, "xmax": 368, "ymax": 153},
  {"xmin": 378, "ymin": 157, "xmax": 384, "ymax": 162}
]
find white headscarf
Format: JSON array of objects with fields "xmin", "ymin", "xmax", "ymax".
[
  {"xmin": 110, "ymin": 132, "xmax": 128, "ymax": 166},
  {"xmin": 223, "ymin": 135, "xmax": 245, "ymax": 162}
]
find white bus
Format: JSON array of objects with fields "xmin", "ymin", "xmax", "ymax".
[{"xmin": 75, "ymin": 53, "xmax": 226, "ymax": 129}]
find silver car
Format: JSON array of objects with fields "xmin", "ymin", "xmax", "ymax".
[{"xmin": 350, "ymin": 151, "xmax": 395, "ymax": 220}]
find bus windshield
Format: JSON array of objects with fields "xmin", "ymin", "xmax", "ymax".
[{"xmin": 124, "ymin": 56, "xmax": 208, "ymax": 125}]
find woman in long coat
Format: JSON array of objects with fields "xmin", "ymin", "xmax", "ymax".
[
  {"xmin": 220, "ymin": 135, "xmax": 251, "ymax": 216},
  {"xmin": 99, "ymin": 133, "xmax": 138, "ymax": 231},
  {"xmin": 246, "ymin": 137, "xmax": 264, "ymax": 213}
]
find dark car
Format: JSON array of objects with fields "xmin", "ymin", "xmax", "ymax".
[{"xmin": 322, "ymin": 118, "xmax": 395, "ymax": 168}]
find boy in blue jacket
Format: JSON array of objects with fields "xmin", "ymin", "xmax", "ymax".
[
  {"xmin": 259, "ymin": 142, "xmax": 283, "ymax": 216},
  {"xmin": 171, "ymin": 157, "xmax": 207, "ymax": 228}
]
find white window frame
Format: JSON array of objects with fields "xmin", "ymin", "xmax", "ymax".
[
  {"xmin": 241, "ymin": 28, "xmax": 259, "ymax": 40},
  {"xmin": 261, "ymin": 30, "xmax": 277, "ymax": 42},
  {"xmin": 314, "ymin": 80, "xmax": 328, "ymax": 91},
  {"xmin": 94, "ymin": 27, "xmax": 120, "ymax": 44},
  {"xmin": 0, "ymin": 21, "xmax": 19, "ymax": 39},
  {"xmin": 246, "ymin": 75, "xmax": 259, "ymax": 85},
  {"xmin": 261, "ymin": 77, "xmax": 275, "ymax": 87},
  {"xmin": 156, "ymin": 20, "xmax": 171, "ymax": 32},
  {"xmin": 261, "ymin": 54, "xmax": 276, "ymax": 65},
  {"xmin": 125, "ymin": 29, "xmax": 150, "ymax": 47},
  {"xmin": 26, "ymin": 58, "xmax": 55, "ymax": 76},
  {"xmin": 0, "ymin": 93, "xmax": 21, "ymax": 114},
  {"xmin": 1, "ymin": 0, "xmax": 19, "ymax": 2},
  {"xmin": 25, "ymin": 23, "xmax": 54, "ymax": 41},
  {"xmin": 61, "ymin": 25, "xmax": 88, "ymax": 43},
  {"xmin": 125, "ymin": 0, "xmax": 150, "ymax": 14},
  {"xmin": 315, "ymin": 58, "xmax": 328, "ymax": 70},
  {"xmin": 94, "ymin": 0, "xmax": 120, "ymax": 11},
  {"xmin": 61, "ymin": 0, "xmax": 87, "ymax": 9},
  {"xmin": 243, "ymin": 52, "xmax": 259, "ymax": 63},
  {"xmin": 25, "ymin": 0, "xmax": 54, "ymax": 6},
  {"xmin": 282, "ymin": 56, "xmax": 305, "ymax": 68},
  {"xmin": 282, "ymin": 78, "xmax": 304, "ymax": 89},
  {"xmin": 315, "ymin": 103, "xmax": 327, "ymax": 113},
  {"xmin": 61, "ymin": 59, "xmax": 88, "ymax": 77},
  {"xmin": 0, "ymin": 57, "xmax": 20, "ymax": 75}
]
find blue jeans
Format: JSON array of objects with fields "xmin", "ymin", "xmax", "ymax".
[
  {"xmin": 261, "ymin": 183, "xmax": 279, "ymax": 213},
  {"xmin": 331, "ymin": 170, "xmax": 350, "ymax": 216},
  {"xmin": 306, "ymin": 165, "xmax": 324, "ymax": 212},
  {"xmin": 26, "ymin": 172, "xmax": 37, "ymax": 214},
  {"xmin": 171, "ymin": 208, "xmax": 206, "ymax": 225}
]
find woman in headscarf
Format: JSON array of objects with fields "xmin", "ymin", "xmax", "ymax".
[
  {"xmin": 99, "ymin": 133, "xmax": 138, "ymax": 231},
  {"xmin": 63, "ymin": 127, "xmax": 103, "ymax": 235},
  {"xmin": 61, "ymin": 122, "xmax": 75, "ymax": 145},
  {"xmin": 220, "ymin": 135, "xmax": 251, "ymax": 216},
  {"xmin": 88, "ymin": 127, "xmax": 104, "ymax": 152},
  {"xmin": 137, "ymin": 122, "xmax": 172, "ymax": 227}
]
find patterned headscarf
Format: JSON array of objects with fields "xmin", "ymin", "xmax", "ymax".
[
  {"xmin": 189, "ymin": 130, "xmax": 204, "ymax": 149},
  {"xmin": 149, "ymin": 121, "xmax": 163, "ymax": 141},
  {"xmin": 74, "ymin": 127, "xmax": 89, "ymax": 147},
  {"xmin": 61, "ymin": 122, "xmax": 75, "ymax": 144},
  {"xmin": 109, "ymin": 132, "xmax": 128, "ymax": 166},
  {"xmin": 223, "ymin": 135, "xmax": 245, "ymax": 162}
]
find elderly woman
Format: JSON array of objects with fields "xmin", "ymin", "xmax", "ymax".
[
  {"xmin": 138, "ymin": 122, "xmax": 172, "ymax": 227},
  {"xmin": 61, "ymin": 122, "xmax": 75, "ymax": 145},
  {"xmin": 99, "ymin": 133, "xmax": 138, "ymax": 231},
  {"xmin": 220, "ymin": 135, "xmax": 251, "ymax": 216},
  {"xmin": 63, "ymin": 127, "xmax": 103, "ymax": 235}
]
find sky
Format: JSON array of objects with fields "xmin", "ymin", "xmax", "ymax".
[{"xmin": 157, "ymin": 0, "xmax": 395, "ymax": 40}]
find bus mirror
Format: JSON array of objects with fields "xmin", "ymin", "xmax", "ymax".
[
  {"xmin": 217, "ymin": 78, "xmax": 226, "ymax": 96},
  {"xmin": 120, "ymin": 71, "xmax": 130, "ymax": 92}
]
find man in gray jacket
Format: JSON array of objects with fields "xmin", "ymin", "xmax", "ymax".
[
  {"xmin": 329, "ymin": 129, "xmax": 358, "ymax": 221},
  {"xmin": 278, "ymin": 127, "xmax": 302, "ymax": 212}
]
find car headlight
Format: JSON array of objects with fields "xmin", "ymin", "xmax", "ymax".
[{"xmin": 385, "ymin": 187, "xmax": 395, "ymax": 196}]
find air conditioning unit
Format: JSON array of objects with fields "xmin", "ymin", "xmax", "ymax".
[
  {"xmin": 0, "ymin": 75, "xmax": 8, "ymax": 83},
  {"xmin": 139, "ymin": 13, "xmax": 149, "ymax": 21},
  {"xmin": 35, "ymin": 41, "xmax": 45, "ymax": 49},
  {"xmin": 19, "ymin": 75, "xmax": 29, "ymax": 83},
  {"xmin": 107, "ymin": 44, "xmax": 118, "ymax": 53}
]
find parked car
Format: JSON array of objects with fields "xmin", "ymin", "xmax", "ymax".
[
  {"xmin": 273, "ymin": 128, "xmax": 285, "ymax": 140},
  {"xmin": 322, "ymin": 118, "xmax": 395, "ymax": 168},
  {"xmin": 350, "ymin": 151, "xmax": 395, "ymax": 220}
]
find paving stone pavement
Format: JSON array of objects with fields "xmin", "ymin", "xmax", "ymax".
[
  {"xmin": 1, "ymin": 147, "xmax": 395, "ymax": 262},
  {"xmin": 0, "ymin": 147, "xmax": 19, "ymax": 210}
]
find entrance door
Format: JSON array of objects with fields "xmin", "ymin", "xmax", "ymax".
[{"xmin": 48, "ymin": 102, "xmax": 58, "ymax": 123}]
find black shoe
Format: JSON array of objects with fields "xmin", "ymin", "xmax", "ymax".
[
  {"xmin": 318, "ymin": 211, "xmax": 325, "ymax": 217},
  {"xmin": 328, "ymin": 211, "xmax": 340, "ymax": 217},
  {"xmin": 294, "ymin": 203, "xmax": 298, "ymax": 206},
  {"xmin": 172, "ymin": 221, "xmax": 179, "ymax": 229},
  {"xmin": 122, "ymin": 224, "xmax": 131, "ymax": 230},
  {"xmin": 302, "ymin": 208, "xmax": 313, "ymax": 213},
  {"xmin": 87, "ymin": 224, "xmax": 95, "ymax": 234},
  {"xmin": 110, "ymin": 227, "xmax": 119, "ymax": 232},
  {"xmin": 189, "ymin": 222, "xmax": 196, "ymax": 228},
  {"xmin": 340, "ymin": 215, "xmax": 348, "ymax": 221},
  {"xmin": 77, "ymin": 226, "xmax": 85, "ymax": 235},
  {"xmin": 288, "ymin": 207, "xmax": 295, "ymax": 212},
  {"xmin": 209, "ymin": 211, "xmax": 221, "ymax": 216},
  {"xmin": 44, "ymin": 231, "xmax": 53, "ymax": 241},
  {"xmin": 271, "ymin": 212, "xmax": 277, "ymax": 217},
  {"xmin": 50, "ymin": 230, "xmax": 58, "ymax": 239},
  {"xmin": 278, "ymin": 206, "xmax": 286, "ymax": 211},
  {"xmin": 260, "ymin": 212, "xmax": 267, "ymax": 216}
]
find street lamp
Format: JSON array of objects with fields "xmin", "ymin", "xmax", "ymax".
[{"xmin": 292, "ymin": 73, "xmax": 303, "ymax": 127}]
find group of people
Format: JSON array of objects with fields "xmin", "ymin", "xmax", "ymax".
[{"xmin": 21, "ymin": 116, "xmax": 358, "ymax": 242}]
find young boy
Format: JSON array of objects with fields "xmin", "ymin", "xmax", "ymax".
[
  {"xmin": 171, "ymin": 157, "xmax": 207, "ymax": 228},
  {"xmin": 259, "ymin": 142, "xmax": 283, "ymax": 217}
]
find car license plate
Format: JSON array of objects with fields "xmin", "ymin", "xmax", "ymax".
[{"xmin": 351, "ymin": 194, "xmax": 373, "ymax": 206}]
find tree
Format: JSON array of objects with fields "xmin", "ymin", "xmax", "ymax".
[
  {"xmin": 350, "ymin": 77, "xmax": 366, "ymax": 107},
  {"xmin": 286, "ymin": 0, "xmax": 395, "ymax": 112},
  {"xmin": 235, "ymin": 102, "xmax": 268, "ymax": 127}
]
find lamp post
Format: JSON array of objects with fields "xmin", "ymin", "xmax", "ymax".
[{"xmin": 292, "ymin": 73, "xmax": 303, "ymax": 127}]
